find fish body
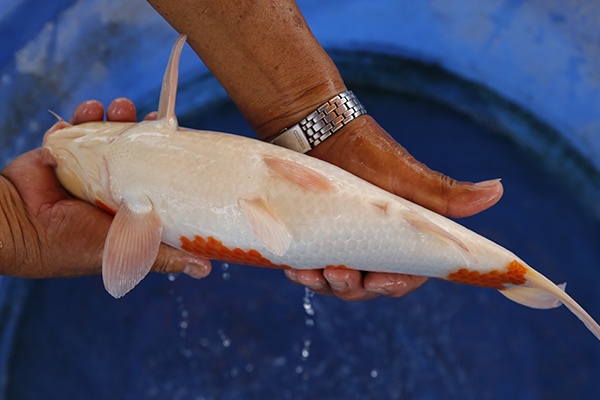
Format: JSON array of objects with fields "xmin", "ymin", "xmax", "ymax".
[{"xmin": 42, "ymin": 34, "xmax": 600, "ymax": 340}]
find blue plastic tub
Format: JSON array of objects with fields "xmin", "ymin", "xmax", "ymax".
[{"xmin": 1, "ymin": 1, "xmax": 599, "ymax": 399}]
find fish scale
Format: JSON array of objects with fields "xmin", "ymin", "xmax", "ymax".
[{"xmin": 41, "ymin": 33, "xmax": 600, "ymax": 340}]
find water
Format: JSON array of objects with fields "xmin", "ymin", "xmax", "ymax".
[{"xmin": 3, "ymin": 90, "xmax": 600, "ymax": 399}]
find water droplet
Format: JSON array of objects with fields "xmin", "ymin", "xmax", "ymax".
[
  {"xmin": 300, "ymin": 338, "xmax": 312, "ymax": 360},
  {"xmin": 168, "ymin": 273, "xmax": 177, "ymax": 282},
  {"xmin": 302, "ymin": 288, "xmax": 316, "ymax": 316},
  {"xmin": 371, "ymin": 369, "xmax": 379, "ymax": 378},
  {"xmin": 218, "ymin": 329, "xmax": 231, "ymax": 348},
  {"xmin": 221, "ymin": 262, "xmax": 231, "ymax": 280}
]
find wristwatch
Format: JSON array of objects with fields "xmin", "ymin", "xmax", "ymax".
[{"xmin": 269, "ymin": 90, "xmax": 367, "ymax": 153}]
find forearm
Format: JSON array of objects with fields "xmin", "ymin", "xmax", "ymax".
[{"xmin": 147, "ymin": 0, "xmax": 347, "ymax": 139}]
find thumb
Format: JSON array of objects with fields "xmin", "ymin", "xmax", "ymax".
[{"xmin": 309, "ymin": 116, "xmax": 503, "ymax": 218}]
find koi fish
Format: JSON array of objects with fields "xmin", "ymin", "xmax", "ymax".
[{"xmin": 42, "ymin": 34, "xmax": 600, "ymax": 340}]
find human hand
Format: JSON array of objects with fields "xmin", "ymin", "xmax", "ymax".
[
  {"xmin": 0, "ymin": 99, "xmax": 210, "ymax": 280},
  {"xmin": 283, "ymin": 115, "xmax": 504, "ymax": 301}
]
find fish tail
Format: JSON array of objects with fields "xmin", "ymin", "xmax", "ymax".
[{"xmin": 501, "ymin": 262, "xmax": 600, "ymax": 341}]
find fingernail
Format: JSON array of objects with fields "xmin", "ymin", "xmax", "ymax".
[
  {"xmin": 284, "ymin": 269, "xmax": 298, "ymax": 281},
  {"xmin": 329, "ymin": 280, "xmax": 348, "ymax": 292},
  {"xmin": 183, "ymin": 261, "xmax": 210, "ymax": 279},
  {"xmin": 474, "ymin": 178, "xmax": 502, "ymax": 188},
  {"xmin": 107, "ymin": 98, "xmax": 136, "ymax": 122},
  {"xmin": 367, "ymin": 288, "xmax": 390, "ymax": 296}
]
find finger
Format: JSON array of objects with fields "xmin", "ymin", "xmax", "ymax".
[
  {"xmin": 310, "ymin": 116, "xmax": 504, "ymax": 218},
  {"xmin": 285, "ymin": 269, "xmax": 333, "ymax": 295},
  {"xmin": 143, "ymin": 111, "xmax": 159, "ymax": 121},
  {"xmin": 106, "ymin": 97, "xmax": 137, "ymax": 122},
  {"xmin": 70, "ymin": 100, "xmax": 104, "ymax": 124},
  {"xmin": 152, "ymin": 244, "xmax": 212, "ymax": 279},
  {"xmin": 323, "ymin": 268, "xmax": 379, "ymax": 301},
  {"xmin": 364, "ymin": 272, "xmax": 428, "ymax": 298}
]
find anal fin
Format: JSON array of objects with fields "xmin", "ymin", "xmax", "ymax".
[
  {"xmin": 499, "ymin": 283, "xmax": 566, "ymax": 309},
  {"xmin": 102, "ymin": 198, "xmax": 163, "ymax": 298}
]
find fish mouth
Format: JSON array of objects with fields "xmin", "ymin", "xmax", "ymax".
[
  {"xmin": 41, "ymin": 119, "xmax": 74, "ymax": 168},
  {"xmin": 42, "ymin": 119, "xmax": 73, "ymax": 151}
]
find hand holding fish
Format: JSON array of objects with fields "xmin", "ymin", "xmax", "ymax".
[
  {"xmin": 285, "ymin": 115, "xmax": 504, "ymax": 300},
  {"xmin": 40, "ymin": 32, "xmax": 600, "ymax": 339},
  {"xmin": 71, "ymin": 96, "xmax": 502, "ymax": 302},
  {"xmin": 143, "ymin": 0, "xmax": 504, "ymax": 301},
  {"xmin": 68, "ymin": 98, "xmax": 430, "ymax": 301},
  {"xmin": 0, "ymin": 105, "xmax": 211, "ymax": 280}
]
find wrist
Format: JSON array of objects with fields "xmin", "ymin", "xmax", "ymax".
[
  {"xmin": 267, "ymin": 90, "xmax": 366, "ymax": 152},
  {"xmin": 253, "ymin": 74, "xmax": 348, "ymax": 141}
]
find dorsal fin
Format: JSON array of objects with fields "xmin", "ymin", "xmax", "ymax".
[{"xmin": 157, "ymin": 34, "xmax": 187, "ymax": 129}]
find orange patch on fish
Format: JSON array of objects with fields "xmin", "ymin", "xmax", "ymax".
[
  {"xmin": 324, "ymin": 265, "xmax": 350, "ymax": 270},
  {"xmin": 94, "ymin": 199, "xmax": 116, "ymax": 215},
  {"xmin": 446, "ymin": 260, "xmax": 528, "ymax": 289},
  {"xmin": 180, "ymin": 235, "xmax": 291, "ymax": 269}
]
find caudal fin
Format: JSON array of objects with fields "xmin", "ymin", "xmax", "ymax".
[{"xmin": 500, "ymin": 264, "xmax": 600, "ymax": 341}]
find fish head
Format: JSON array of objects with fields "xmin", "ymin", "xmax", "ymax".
[{"xmin": 42, "ymin": 118, "xmax": 133, "ymax": 207}]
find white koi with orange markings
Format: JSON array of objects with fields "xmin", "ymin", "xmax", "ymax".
[{"xmin": 42, "ymin": 34, "xmax": 600, "ymax": 340}]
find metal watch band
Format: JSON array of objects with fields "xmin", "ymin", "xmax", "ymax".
[{"xmin": 269, "ymin": 90, "xmax": 367, "ymax": 153}]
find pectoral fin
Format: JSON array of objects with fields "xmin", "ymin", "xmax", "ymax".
[
  {"xmin": 102, "ymin": 198, "xmax": 163, "ymax": 298},
  {"xmin": 239, "ymin": 197, "xmax": 291, "ymax": 256},
  {"xmin": 263, "ymin": 156, "xmax": 335, "ymax": 192},
  {"xmin": 403, "ymin": 210, "xmax": 477, "ymax": 267}
]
